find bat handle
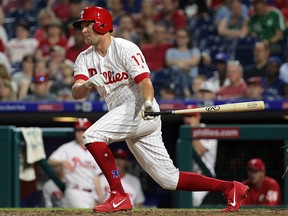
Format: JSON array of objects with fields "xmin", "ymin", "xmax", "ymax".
[{"xmin": 142, "ymin": 110, "xmax": 173, "ymax": 118}]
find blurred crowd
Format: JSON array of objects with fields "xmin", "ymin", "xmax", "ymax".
[{"xmin": 0, "ymin": 0, "xmax": 288, "ymax": 102}]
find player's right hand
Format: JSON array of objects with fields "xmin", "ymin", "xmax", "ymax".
[
  {"xmin": 143, "ymin": 100, "xmax": 157, "ymax": 120},
  {"xmin": 84, "ymin": 74, "xmax": 107, "ymax": 88}
]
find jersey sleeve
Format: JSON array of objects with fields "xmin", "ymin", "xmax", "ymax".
[
  {"xmin": 73, "ymin": 53, "xmax": 90, "ymax": 82},
  {"xmin": 122, "ymin": 43, "xmax": 150, "ymax": 84}
]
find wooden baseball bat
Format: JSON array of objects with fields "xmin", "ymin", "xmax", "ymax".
[{"xmin": 142, "ymin": 101, "xmax": 265, "ymax": 118}]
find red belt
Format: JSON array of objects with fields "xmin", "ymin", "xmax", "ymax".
[{"xmin": 72, "ymin": 184, "xmax": 92, "ymax": 193}]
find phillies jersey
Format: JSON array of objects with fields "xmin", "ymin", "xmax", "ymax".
[
  {"xmin": 74, "ymin": 36, "xmax": 150, "ymax": 110},
  {"xmin": 99, "ymin": 173, "xmax": 145, "ymax": 206},
  {"xmin": 242, "ymin": 177, "xmax": 281, "ymax": 206},
  {"xmin": 49, "ymin": 140, "xmax": 101, "ymax": 190}
]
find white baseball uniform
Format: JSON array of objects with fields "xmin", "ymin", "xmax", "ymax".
[
  {"xmin": 192, "ymin": 123, "xmax": 218, "ymax": 206},
  {"xmin": 42, "ymin": 179, "xmax": 66, "ymax": 208},
  {"xmin": 74, "ymin": 36, "xmax": 179, "ymax": 190},
  {"xmin": 98, "ymin": 173, "xmax": 145, "ymax": 206},
  {"xmin": 49, "ymin": 140, "xmax": 102, "ymax": 208}
]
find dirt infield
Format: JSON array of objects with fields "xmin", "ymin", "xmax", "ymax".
[{"xmin": 1, "ymin": 209, "xmax": 288, "ymax": 216}]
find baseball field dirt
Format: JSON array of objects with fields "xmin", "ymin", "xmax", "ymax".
[{"xmin": 1, "ymin": 208, "xmax": 288, "ymax": 216}]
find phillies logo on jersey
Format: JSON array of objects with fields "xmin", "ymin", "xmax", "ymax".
[
  {"xmin": 87, "ymin": 68, "xmax": 129, "ymax": 85},
  {"xmin": 103, "ymin": 71, "xmax": 129, "ymax": 84}
]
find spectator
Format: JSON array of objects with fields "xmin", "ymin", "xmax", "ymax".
[
  {"xmin": 134, "ymin": 0, "xmax": 156, "ymax": 33},
  {"xmin": 0, "ymin": 52, "xmax": 12, "ymax": 74},
  {"xmin": 244, "ymin": 41, "xmax": 270, "ymax": 80},
  {"xmin": 49, "ymin": 0, "xmax": 70, "ymax": 22},
  {"xmin": 242, "ymin": 158, "xmax": 281, "ymax": 206},
  {"xmin": 0, "ymin": 78, "xmax": 17, "ymax": 101},
  {"xmin": 6, "ymin": 20, "xmax": 38, "ymax": 67},
  {"xmin": 165, "ymin": 28, "xmax": 201, "ymax": 80},
  {"xmin": 37, "ymin": 19, "xmax": 67, "ymax": 58},
  {"xmin": 50, "ymin": 59, "xmax": 74, "ymax": 101},
  {"xmin": 108, "ymin": 0, "xmax": 126, "ymax": 27},
  {"xmin": 159, "ymin": 83, "xmax": 177, "ymax": 100},
  {"xmin": 112, "ymin": 13, "xmax": 139, "ymax": 45},
  {"xmin": 249, "ymin": 0, "xmax": 286, "ymax": 55},
  {"xmin": 262, "ymin": 56, "xmax": 287, "ymax": 98},
  {"xmin": 97, "ymin": 149, "xmax": 145, "ymax": 207},
  {"xmin": 141, "ymin": 24, "xmax": 172, "ymax": 72},
  {"xmin": 214, "ymin": 0, "xmax": 248, "ymax": 25},
  {"xmin": 42, "ymin": 166, "xmax": 66, "ymax": 208},
  {"xmin": 217, "ymin": 0, "xmax": 249, "ymax": 39},
  {"xmin": 12, "ymin": 54, "xmax": 35, "ymax": 100},
  {"xmin": 183, "ymin": 105, "xmax": 218, "ymax": 206},
  {"xmin": 33, "ymin": 8, "xmax": 58, "ymax": 43},
  {"xmin": 206, "ymin": 52, "xmax": 228, "ymax": 93},
  {"xmin": 22, "ymin": 72, "xmax": 57, "ymax": 101},
  {"xmin": 191, "ymin": 74, "xmax": 207, "ymax": 99},
  {"xmin": 154, "ymin": 0, "xmax": 186, "ymax": 33},
  {"xmin": 244, "ymin": 76, "xmax": 265, "ymax": 100},
  {"xmin": 216, "ymin": 60, "xmax": 247, "ymax": 99},
  {"xmin": 0, "ymin": 7, "xmax": 8, "ymax": 47},
  {"xmin": 66, "ymin": 28, "xmax": 89, "ymax": 62},
  {"xmin": 47, "ymin": 45, "xmax": 66, "ymax": 81},
  {"xmin": 198, "ymin": 81, "xmax": 217, "ymax": 100},
  {"xmin": 48, "ymin": 118, "xmax": 102, "ymax": 208}
]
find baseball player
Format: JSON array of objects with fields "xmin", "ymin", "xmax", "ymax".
[
  {"xmin": 242, "ymin": 158, "xmax": 281, "ymax": 206},
  {"xmin": 97, "ymin": 149, "xmax": 145, "ymax": 207},
  {"xmin": 71, "ymin": 6, "xmax": 249, "ymax": 213},
  {"xmin": 183, "ymin": 105, "xmax": 218, "ymax": 206},
  {"xmin": 48, "ymin": 118, "xmax": 102, "ymax": 208}
]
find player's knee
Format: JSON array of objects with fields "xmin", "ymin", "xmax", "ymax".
[
  {"xmin": 83, "ymin": 129, "xmax": 107, "ymax": 144},
  {"xmin": 158, "ymin": 180, "xmax": 177, "ymax": 190}
]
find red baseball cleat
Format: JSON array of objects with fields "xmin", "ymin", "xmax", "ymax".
[
  {"xmin": 93, "ymin": 191, "xmax": 132, "ymax": 212},
  {"xmin": 221, "ymin": 181, "xmax": 250, "ymax": 212}
]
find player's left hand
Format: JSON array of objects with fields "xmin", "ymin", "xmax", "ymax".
[
  {"xmin": 84, "ymin": 73, "xmax": 107, "ymax": 88},
  {"xmin": 143, "ymin": 100, "xmax": 157, "ymax": 120}
]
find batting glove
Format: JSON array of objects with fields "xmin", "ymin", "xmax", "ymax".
[
  {"xmin": 143, "ymin": 100, "xmax": 157, "ymax": 120},
  {"xmin": 84, "ymin": 74, "xmax": 107, "ymax": 88}
]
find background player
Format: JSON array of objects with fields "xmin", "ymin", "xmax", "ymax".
[
  {"xmin": 71, "ymin": 6, "xmax": 249, "ymax": 213},
  {"xmin": 48, "ymin": 118, "xmax": 102, "ymax": 208},
  {"xmin": 242, "ymin": 158, "xmax": 281, "ymax": 206},
  {"xmin": 97, "ymin": 149, "xmax": 145, "ymax": 207},
  {"xmin": 183, "ymin": 105, "xmax": 218, "ymax": 206}
]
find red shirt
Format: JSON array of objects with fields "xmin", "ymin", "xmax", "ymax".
[
  {"xmin": 66, "ymin": 44, "xmax": 90, "ymax": 62},
  {"xmin": 141, "ymin": 43, "xmax": 171, "ymax": 72},
  {"xmin": 216, "ymin": 82, "xmax": 247, "ymax": 99},
  {"xmin": 154, "ymin": 10, "xmax": 186, "ymax": 32},
  {"xmin": 38, "ymin": 37, "xmax": 68, "ymax": 56},
  {"xmin": 242, "ymin": 177, "xmax": 281, "ymax": 206}
]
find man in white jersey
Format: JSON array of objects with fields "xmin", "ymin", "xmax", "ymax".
[
  {"xmin": 71, "ymin": 6, "xmax": 249, "ymax": 213},
  {"xmin": 48, "ymin": 118, "xmax": 102, "ymax": 208},
  {"xmin": 183, "ymin": 105, "xmax": 218, "ymax": 207},
  {"xmin": 97, "ymin": 149, "xmax": 145, "ymax": 207}
]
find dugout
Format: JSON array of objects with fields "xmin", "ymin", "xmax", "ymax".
[
  {"xmin": 1, "ymin": 124, "xmax": 288, "ymax": 208},
  {"xmin": 175, "ymin": 125, "xmax": 288, "ymax": 208}
]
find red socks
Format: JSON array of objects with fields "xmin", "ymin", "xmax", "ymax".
[
  {"xmin": 176, "ymin": 171, "xmax": 233, "ymax": 193},
  {"xmin": 86, "ymin": 142, "xmax": 125, "ymax": 195}
]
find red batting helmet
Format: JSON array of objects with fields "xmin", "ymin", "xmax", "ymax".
[
  {"xmin": 73, "ymin": 6, "xmax": 113, "ymax": 34},
  {"xmin": 74, "ymin": 118, "xmax": 92, "ymax": 130}
]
